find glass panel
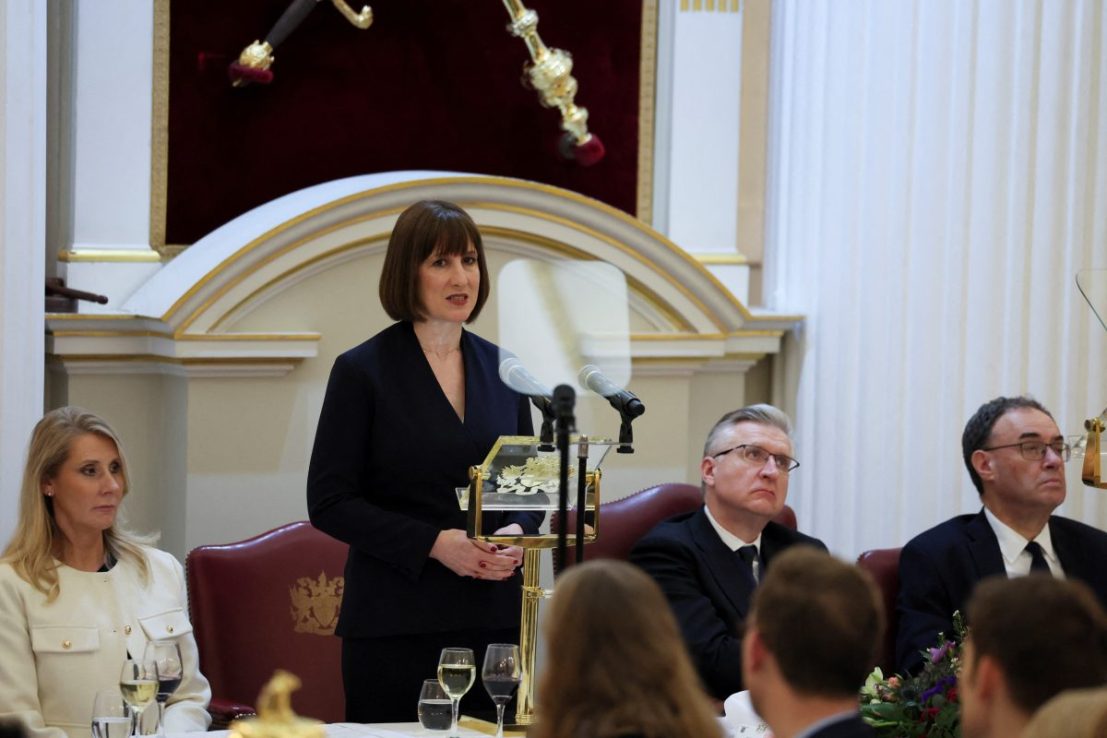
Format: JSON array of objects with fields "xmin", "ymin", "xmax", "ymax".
[{"xmin": 1076, "ymin": 268, "xmax": 1107, "ymax": 333}]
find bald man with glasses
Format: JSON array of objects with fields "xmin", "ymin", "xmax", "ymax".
[
  {"xmin": 630, "ymin": 404, "xmax": 826, "ymax": 701},
  {"xmin": 896, "ymin": 395, "xmax": 1107, "ymax": 674}
]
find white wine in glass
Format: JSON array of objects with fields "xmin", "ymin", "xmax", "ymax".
[
  {"xmin": 437, "ymin": 647, "xmax": 475, "ymax": 738},
  {"xmin": 119, "ymin": 656, "xmax": 157, "ymax": 737},
  {"xmin": 482, "ymin": 644, "xmax": 521, "ymax": 738}
]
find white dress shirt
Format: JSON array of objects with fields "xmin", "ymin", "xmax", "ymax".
[{"xmin": 984, "ymin": 507, "xmax": 1064, "ymax": 578}]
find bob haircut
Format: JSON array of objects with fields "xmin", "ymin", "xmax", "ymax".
[
  {"xmin": 1, "ymin": 406, "xmax": 154, "ymax": 600},
  {"xmin": 531, "ymin": 560, "xmax": 723, "ymax": 738},
  {"xmin": 378, "ymin": 200, "xmax": 490, "ymax": 323}
]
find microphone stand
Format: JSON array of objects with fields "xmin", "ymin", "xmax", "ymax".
[
  {"xmin": 529, "ymin": 396, "xmax": 556, "ymax": 452},
  {"xmin": 575, "ymin": 436, "xmax": 589, "ymax": 564},
  {"xmin": 552, "ymin": 385, "xmax": 575, "ymax": 575},
  {"xmin": 617, "ymin": 411, "xmax": 638, "ymax": 454}
]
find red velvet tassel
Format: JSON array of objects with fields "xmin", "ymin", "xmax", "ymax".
[
  {"xmin": 559, "ymin": 132, "xmax": 606, "ymax": 166},
  {"xmin": 228, "ymin": 63, "xmax": 274, "ymax": 86}
]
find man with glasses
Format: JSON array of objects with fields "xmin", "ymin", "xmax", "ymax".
[
  {"xmin": 630, "ymin": 404, "xmax": 826, "ymax": 701},
  {"xmin": 896, "ymin": 395, "xmax": 1107, "ymax": 674}
]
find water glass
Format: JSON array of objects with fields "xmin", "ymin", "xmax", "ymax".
[
  {"xmin": 91, "ymin": 689, "xmax": 131, "ymax": 738},
  {"xmin": 417, "ymin": 679, "xmax": 452, "ymax": 732}
]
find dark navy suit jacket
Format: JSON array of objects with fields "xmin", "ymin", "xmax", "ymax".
[
  {"xmin": 895, "ymin": 509, "xmax": 1107, "ymax": 673},
  {"xmin": 307, "ymin": 321, "xmax": 540, "ymax": 638},
  {"xmin": 629, "ymin": 506, "xmax": 826, "ymax": 699}
]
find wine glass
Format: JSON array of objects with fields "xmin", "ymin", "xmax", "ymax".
[
  {"xmin": 144, "ymin": 641, "xmax": 183, "ymax": 738},
  {"xmin": 417, "ymin": 679, "xmax": 452, "ymax": 732},
  {"xmin": 91, "ymin": 689, "xmax": 131, "ymax": 738},
  {"xmin": 481, "ymin": 644, "xmax": 521, "ymax": 738},
  {"xmin": 119, "ymin": 655, "xmax": 157, "ymax": 737},
  {"xmin": 437, "ymin": 647, "xmax": 475, "ymax": 738}
]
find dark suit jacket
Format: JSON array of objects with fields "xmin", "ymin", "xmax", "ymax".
[
  {"xmin": 804, "ymin": 714, "xmax": 877, "ymax": 738},
  {"xmin": 629, "ymin": 506, "xmax": 827, "ymax": 699},
  {"xmin": 895, "ymin": 509, "xmax": 1107, "ymax": 673},
  {"xmin": 307, "ymin": 321, "xmax": 541, "ymax": 638}
]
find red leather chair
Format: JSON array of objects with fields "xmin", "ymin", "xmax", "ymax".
[
  {"xmin": 552, "ymin": 482, "xmax": 798, "ymax": 574},
  {"xmin": 856, "ymin": 547, "xmax": 903, "ymax": 674},
  {"xmin": 185, "ymin": 522, "xmax": 348, "ymax": 726}
]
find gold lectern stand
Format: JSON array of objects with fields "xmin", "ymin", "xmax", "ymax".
[{"xmin": 459, "ymin": 434, "xmax": 615, "ymax": 728}]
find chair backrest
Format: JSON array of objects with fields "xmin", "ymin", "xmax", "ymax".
[
  {"xmin": 552, "ymin": 482, "xmax": 798, "ymax": 574},
  {"xmin": 186, "ymin": 521, "xmax": 348, "ymax": 722},
  {"xmin": 856, "ymin": 547, "xmax": 902, "ymax": 674}
]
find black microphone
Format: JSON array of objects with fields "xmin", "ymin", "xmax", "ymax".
[
  {"xmin": 499, "ymin": 356, "xmax": 553, "ymax": 405},
  {"xmin": 578, "ymin": 364, "xmax": 645, "ymax": 418}
]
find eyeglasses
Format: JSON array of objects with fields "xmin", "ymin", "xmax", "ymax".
[
  {"xmin": 712, "ymin": 444, "xmax": 800, "ymax": 473},
  {"xmin": 980, "ymin": 439, "xmax": 1072, "ymax": 462}
]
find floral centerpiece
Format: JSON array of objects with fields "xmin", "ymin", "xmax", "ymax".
[{"xmin": 859, "ymin": 612, "xmax": 966, "ymax": 738}]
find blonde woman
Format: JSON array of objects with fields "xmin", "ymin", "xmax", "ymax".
[
  {"xmin": 0, "ymin": 407, "xmax": 210, "ymax": 738},
  {"xmin": 532, "ymin": 560, "xmax": 724, "ymax": 738}
]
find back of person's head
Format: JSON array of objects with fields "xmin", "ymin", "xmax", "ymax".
[
  {"xmin": 748, "ymin": 547, "xmax": 884, "ymax": 698},
  {"xmin": 533, "ymin": 560, "xmax": 722, "ymax": 738},
  {"xmin": 0, "ymin": 719, "xmax": 29, "ymax": 738},
  {"xmin": 967, "ymin": 576, "xmax": 1107, "ymax": 714},
  {"xmin": 1023, "ymin": 687, "xmax": 1107, "ymax": 738},
  {"xmin": 961, "ymin": 395, "xmax": 1051, "ymax": 494}
]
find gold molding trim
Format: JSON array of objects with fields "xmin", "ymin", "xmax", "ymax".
[
  {"xmin": 50, "ymin": 330, "xmax": 173, "ymax": 339},
  {"xmin": 680, "ymin": 0, "xmax": 743, "ymax": 11},
  {"xmin": 150, "ymin": 0, "xmax": 170, "ymax": 253},
  {"xmin": 692, "ymin": 253, "xmax": 750, "ymax": 265},
  {"xmin": 48, "ymin": 353, "xmax": 305, "ymax": 367},
  {"xmin": 57, "ymin": 249, "xmax": 164, "ymax": 263},
  {"xmin": 637, "ymin": 0, "xmax": 658, "ymax": 222}
]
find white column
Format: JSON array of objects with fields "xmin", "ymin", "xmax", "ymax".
[
  {"xmin": 60, "ymin": 0, "xmax": 160, "ymax": 311},
  {"xmin": 654, "ymin": 0, "xmax": 750, "ymax": 302},
  {"xmin": 0, "ymin": 0, "xmax": 47, "ymax": 548}
]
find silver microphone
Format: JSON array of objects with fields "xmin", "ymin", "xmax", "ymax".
[
  {"xmin": 578, "ymin": 364, "xmax": 646, "ymax": 418},
  {"xmin": 499, "ymin": 356, "xmax": 554, "ymax": 400}
]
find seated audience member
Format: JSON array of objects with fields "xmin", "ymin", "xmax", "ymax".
[
  {"xmin": 630, "ymin": 404, "xmax": 826, "ymax": 700},
  {"xmin": 742, "ymin": 548, "xmax": 883, "ymax": 738},
  {"xmin": 531, "ymin": 560, "xmax": 724, "ymax": 738},
  {"xmin": 0, "ymin": 407, "xmax": 211, "ymax": 738},
  {"xmin": 896, "ymin": 395, "xmax": 1107, "ymax": 673},
  {"xmin": 1022, "ymin": 687, "xmax": 1107, "ymax": 738},
  {"xmin": 959, "ymin": 576, "xmax": 1107, "ymax": 738}
]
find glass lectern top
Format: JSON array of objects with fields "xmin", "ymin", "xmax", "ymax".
[{"xmin": 458, "ymin": 435, "xmax": 615, "ymax": 512}]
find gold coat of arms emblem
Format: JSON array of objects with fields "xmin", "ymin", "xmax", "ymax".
[{"xmin": 289, "ymin": 572, "xmax": 344, "ymax": 635}]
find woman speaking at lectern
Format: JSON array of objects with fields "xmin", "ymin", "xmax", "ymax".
[{"xmin": 307, "ymin": 200, "xmax": 542, "ymax": 722}]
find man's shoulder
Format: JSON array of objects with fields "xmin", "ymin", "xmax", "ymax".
[
  {"xmin": 762, "ymin": 520, "xmax": 827, "ymax": 550},
  {"xmin": 904, "ymin": 513, "xmax": 982, "ymax": 551},
  {"xmin": 634, "ymin": 508, "xmax": 702, "ymax": 547},
  {"xmin": 1050, "ymin": 514, "xmax": 1107, "ymax": 541}
]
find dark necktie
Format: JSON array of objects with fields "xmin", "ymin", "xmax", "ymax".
[
  {"xmin": 1025, "ymin": 541, "xmax": 1051, "ymax": 575},
  {"xmin": 737, "ymin": 545, "xmax": 759, "ymax": 584}
]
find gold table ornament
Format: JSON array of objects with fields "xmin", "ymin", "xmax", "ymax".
[{"xmin": 228, "ymin": 671, "xmax": 324, "ymax": 738}]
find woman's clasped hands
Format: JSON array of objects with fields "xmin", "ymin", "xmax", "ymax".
[{"xmin": 431, "ymin": 524, "xmax": 525, "ymax": 580}]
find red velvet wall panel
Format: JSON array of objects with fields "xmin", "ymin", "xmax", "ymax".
[{"xmin": 166, "ymin": 0, "xmax": 644, "ymax": 245}]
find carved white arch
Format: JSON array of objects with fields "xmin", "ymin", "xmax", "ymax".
[{"xmin": 47, "ymin": 172, "xmax": 800, "ymax": 373}]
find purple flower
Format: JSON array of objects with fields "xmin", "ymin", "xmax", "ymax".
[
  {"xmin": 919, "ymin": 675, "xmax": 957, "ymax": 703},
  {"xmin": 928, "ymin": 641, "xmax": 953, "ymax": 663}
]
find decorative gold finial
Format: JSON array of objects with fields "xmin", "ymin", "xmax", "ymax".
[
  {"xmin": 500, "ymin": 0, "xmax": 605, "ymax": 165},
  {"xmin": 1083, "ymin": 411, "xmax": 1106, "ymax": 489},
  {"xmin": 228, "ymin": 671, "xmax": 324, "ymax": 738}
]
